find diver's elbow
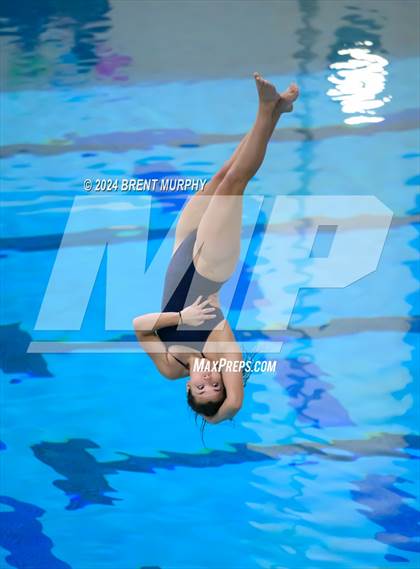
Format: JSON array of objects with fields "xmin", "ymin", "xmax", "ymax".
[
  {"xmin": 132, "ymin": 315, "xmax": 144, "ymax": 330},
  {"xmin": 228, "ymin": 400, "xmax": 242, "ymax": 414}
]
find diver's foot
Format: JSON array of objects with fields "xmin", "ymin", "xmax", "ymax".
[
  {"xmin": 274, "ymin": 82, "xmax": 299, "ymax": 115},
  {"xmin": 254, "ymin": 72, "xmax": 299, "ymax": 117},
  {"xmin": 254, "ymin": 72, "xmax": 279, "ymax": 105}
]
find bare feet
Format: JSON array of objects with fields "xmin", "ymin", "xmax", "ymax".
[
  {"xmin": 254, "ymin": 72, "xmax": 279, "ymax": 103},
  {"xmin": 253, "ymin": 72, "xmax": 299, "ymax": 116}
]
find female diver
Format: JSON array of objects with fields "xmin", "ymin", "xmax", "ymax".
[{"xmin": 133, "ymin": 73, "xmax": 298, "ymax": 424}]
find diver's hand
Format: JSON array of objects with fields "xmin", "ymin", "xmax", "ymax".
[{"xmin": 180, "ymin": 296, "xmax": 216, "ymax": 327}]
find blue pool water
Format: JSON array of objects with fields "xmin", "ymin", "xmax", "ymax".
[{"xmin": 1, "ymin": 1, "xmax": 419, "ymax": 568}]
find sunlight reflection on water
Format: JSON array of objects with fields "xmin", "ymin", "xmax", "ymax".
[{"xmin": 327, "ymin": 41, "xmax": 391, "ymax": 125}]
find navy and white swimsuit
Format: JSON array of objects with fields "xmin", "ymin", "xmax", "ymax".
[{"xmin": 156, "ymin": 229, "xmax": 226, "ymax": 355}]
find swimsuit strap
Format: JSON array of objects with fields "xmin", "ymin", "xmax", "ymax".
[
  {"xmin": 169, "ymin": 352, "xmax": 189, "ymax": 371},
  {"xmin": 168, "ymin": 349, "xmax": 206, "ymax": 370}
]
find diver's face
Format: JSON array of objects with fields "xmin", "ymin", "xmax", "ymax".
[{"xmin": 187, "ymin": 368, "xmax": 224, "ymax": 402}]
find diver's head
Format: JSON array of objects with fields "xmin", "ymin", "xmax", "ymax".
[{"xmin": 186, "ymin": 357, "xmax": 226, "ymax": 417}]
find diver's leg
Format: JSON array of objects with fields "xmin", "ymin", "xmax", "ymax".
[
  {"xmin": 172, "ymin": 133, "xmax": 250, "ymax": 253},
  {"xmin": 193, "ymin": 74, "xmax": 299, "ymax": 282}
]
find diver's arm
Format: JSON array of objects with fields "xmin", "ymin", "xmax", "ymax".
[
  {"xmin": 132, "ymin": 312, "xmax": 180, "ymax": 336},
  {"xmin": 133, "ymin": 297, "xmax": 216, "ymax": 335},
  {"xmin": 132, "ymin": 314, "xmax": 184, "ymax": 379},
  {"xmin": 204, "ymin": 351, "xmax": 245, "ymax": 424}
]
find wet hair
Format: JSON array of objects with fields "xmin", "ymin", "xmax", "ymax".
[
  {"xmin": 187, "ymin": 388, "xmax": 226, "ymax": 418},
  {"xmin": 187, "ymin": 388, "xmax": 226, "ymax": 447}
]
